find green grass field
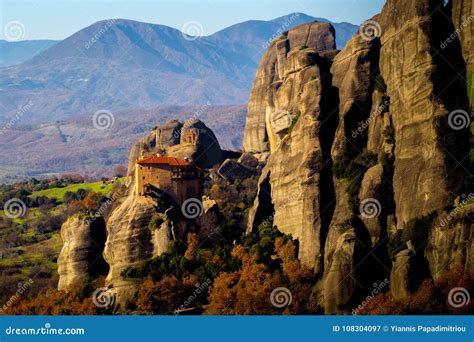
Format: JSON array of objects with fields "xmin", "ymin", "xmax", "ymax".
[{"xmin": 30, "ymin": 178, "xmax": 124, "ymax": 201}]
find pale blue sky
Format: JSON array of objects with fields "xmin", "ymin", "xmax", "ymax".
[{"xmin": 0, "ymin": 0, "xmax": 386, "ymax": 40}]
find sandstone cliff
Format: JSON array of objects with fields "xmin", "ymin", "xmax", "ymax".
[
  {"xmin": 247, "ymin": 22, "xmax": 339, "ymax": 272},
  {"xmin": 57, "ymin": 215, "xmax": 108, "ymax": 290},
  {"xmin": 245, "ymin": 0, "xmax": 472, "ymax": 313},
  {"xmin": 102, "ymin": 190, "xmax": 168, "ymax": 306},
  {"xmin": 242, "ymin": 22, "xmax": 338, "ymax": 161},
  {"xmin": 126, "ymin": 118, "xmax": 222, "ymax": 182}
]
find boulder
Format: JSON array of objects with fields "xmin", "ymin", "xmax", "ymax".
[
  {"xmin": 237, "ymin": 153, "xmax": 259, "ymax": 169},
  {"xmin": 217, "ymin": 159, "xmax": 255, "ymax": 182},
  {"xmin": 167, "ymin": 119, "xmax": 223, "ymax": 168},
  {"xmin": 155, "ymin": 119, "xmax": 182, "ymax": 151}
]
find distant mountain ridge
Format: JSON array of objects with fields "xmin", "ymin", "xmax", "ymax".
[
  {"xmin": 0, "ymin": 40, "xmax": 58, "ymax": 67},
  {"xmin": 0, "ymin": 13, "xmax": 358, "ymax": 123}
]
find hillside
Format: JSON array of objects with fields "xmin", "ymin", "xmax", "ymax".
[
  {"xmin": 0, "ymin": 14, "xmax": 357, "ymax": 123},
  {"xmin": 0, "ymin": 40, "xmax": 58, "ymax": 67},
  {"xmin": 0, "ymin": 105, "xmax": 246, "ymax": 183}
]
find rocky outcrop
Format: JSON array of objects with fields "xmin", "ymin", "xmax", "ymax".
[
  {"xmin": 57, "ymin": 215, "xmax": 108, "ymax": 290},
  {"xmin": 245, "ymin": 0, "xmax": 472, "ymax": 314},
  {"xmin": 242, "ymin": 22, "xmax": 337, "ymax": 160},
  {"xmin": 199, "ymin": 198, "xmax": 225, "ymax": 243},
  {"xmin": 323, "ymin": 227, "xmax": 371, "ymax": 314},
  {"xmin": 155, "ymin": 119, "xmax": 182, "ymax": 151},
  {"xmin": 127, "ymin": 119, "xmax": 223, "ymax": 183},
  {"xmin": 102, "ymin": 192, "xmax": 157, "ymax": 305},
  {"xmin": 237, "ymin": 153, "xmax": 259, "ymax": 169},
  {"xmin": 426, "ymin": 204, "xmax": 474, "ymax": 281},
  {"xmin": 102, "ymin": 189, "xmax": 182, "ymax": 307},
  {"xmin": 166, "ymin": 119, "xmax": 222, "ymax": 168},
  {"xmin": 217, "ymin": 159, "xmax": 255, "ymax": 182},
  {"xmin": 452, "ymin": 0, "xmax": 473, "ymax": 68},
  {"xmin": 247, "ymin": 22, "xmax": 339, "ymax": 272},
  {"xmin": 378, "ymin": 0, "xmax": 469, "ymax": 226},
  {"xmin": 390, "ymin": 249, "xmax": 415, "ymax": 300}
]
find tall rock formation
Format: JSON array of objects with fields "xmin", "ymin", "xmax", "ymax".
[
  {"xmin": 242, "ymin": 22, "xmax": 338, "ymax": 161},
  {"xmin": 102, "ymin": 189, "xmax": 175, "ymax": 306},
  {"xmin": 126, "ymin": 118, "xmax": 222, "ymax": 182},
  {"xmin": 451, "ymin": 0, "xmax": 473, "ymax": 105},
  {"xmin": 57, "ymin": 216, "xmax": 108, "ymax": 290},
  {"xmin": 245, "ymin": 0, "xmax": 472, "ymax": 313},
  {"xmin": 247, "ymin": 22, "xmax": 339, "ymax": 272}
]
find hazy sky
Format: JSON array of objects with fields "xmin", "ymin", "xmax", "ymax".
[{"xmin": 1, "ymin": 0, "xmax": 386, "ymax": 40}]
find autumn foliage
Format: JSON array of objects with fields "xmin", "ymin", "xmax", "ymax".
[{"xmin": 359, "ymin": 267, "xmax": 474, "ymax": 315}]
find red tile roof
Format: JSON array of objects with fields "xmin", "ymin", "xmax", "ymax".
[{"xmin": 136, "ymin": 156, "xmax": 191, "ymax": 166}]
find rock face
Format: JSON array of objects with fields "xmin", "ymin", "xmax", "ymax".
[
  {"xmin": 426, "ymin": 204, "xmax": 474, "ymax": 281},
  {"xmin": 217, "ymin": 159, "xmax": 255, "ymax": 182},
  {"xmin": 126, "ymin": 118, "xmax": 223, "ymax": 183},
  {"xmin": 168, "ymin": 119, "xmax": 223, "ymax": 168},
  {"xmin": 102, "ymin": 189, "xmax": 180, "ymax": 307},
  {"xmin": 452, "ymin": 0, "xmax": 474, "ymax": 109},
  {"xmin": 390, "ymin": 249, "xmax": 415, "ymax": 300},
  {"xmin": 57, "ymin": 216, "xmax": 108, "ymax": 290},
  {"xmin": 378, "ymin": 0, "xmax": 469, "ymax": 226},
  {"xmin": 242, "ymin": 22, "xmax": 338, "ymax": 160},
  {"xmin": 155, "ymin": 119, "xmax": 182, "ymax": 151},
  {"xmin": 323, "ymin": 228, "xmax": 370, "ymax": 314},
  {"xmin": 245, "ymin": 0, "xmax": 472, "ymax": 313},
  {"xmin": 247, "ymin": 22, "xmax": 339, "ymax": 272},
  {"xmin": 452, "ymin": 0, "xmax": 473, "ymax": 71},
  {"xmin": 102, "ymin": 191, "xmax": 158, "ymax": 305}
]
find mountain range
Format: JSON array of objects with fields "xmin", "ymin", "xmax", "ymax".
[
  {"xmin": 0, "ymin": 40, "xmax": 58, "ymax": 67},
  {"xmin": 0, "ymin": 13, "xmax": 357, "ymax": 123}
]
